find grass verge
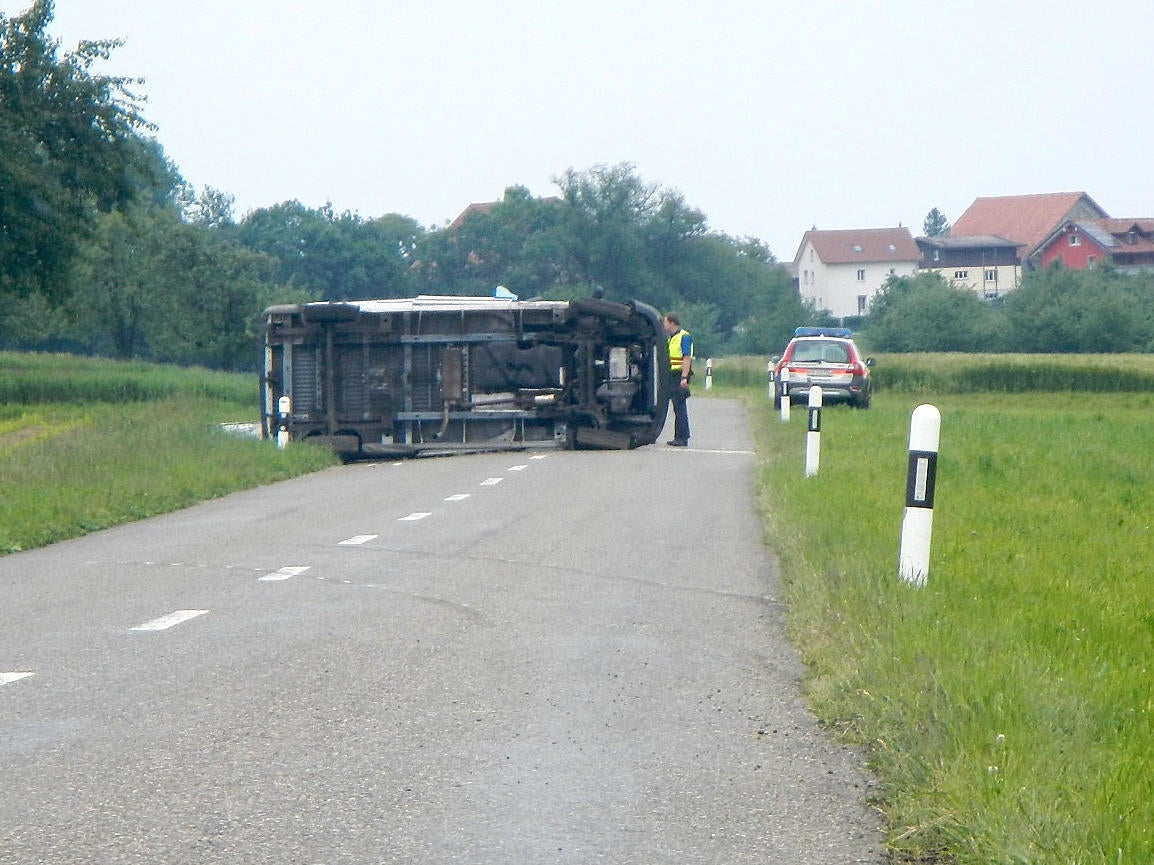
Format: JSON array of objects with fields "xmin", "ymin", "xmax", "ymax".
[{"xmin": 722, "ymin": 378, "xmax": 1154, "ymax": 863}]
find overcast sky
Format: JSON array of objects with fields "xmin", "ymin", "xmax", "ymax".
[{"xmin": 6, "ymin": 0, "xmax": 1150, "ymax": 261}]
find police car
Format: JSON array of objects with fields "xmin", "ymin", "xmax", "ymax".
[{"xmin": 770, "ymin": 327, "xmax": 874, "ymax": 409}]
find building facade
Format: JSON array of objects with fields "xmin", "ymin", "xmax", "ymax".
[
  {"xmin": 1036, "ymin": 219, "xmax": 1154, "ymax": 273},
  {"xmin": 915, "ymin": 235, "xmax": 1023, "ymax": 298},
  {"xmin": 793, "ymin": 227, "xmax": 920, "ymax": 319}
]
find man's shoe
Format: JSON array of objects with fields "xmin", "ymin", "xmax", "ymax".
[{"xmin": 667, "ymin": 439, "xmax": 688, "ymax": 447}]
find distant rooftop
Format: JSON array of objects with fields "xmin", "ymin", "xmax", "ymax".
[{"xmin": 794, "ymin": 226, "xmax": 920, "ymax": 265}]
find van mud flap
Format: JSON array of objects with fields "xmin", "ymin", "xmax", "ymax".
[{"xmin": 573, "ymin": 427, "xmax": 635, "ymax": 449}]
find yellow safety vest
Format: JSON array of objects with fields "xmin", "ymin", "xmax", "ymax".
[{"xmin": 668, "ymin": 329, "xmax": 692, "ymax": 372}]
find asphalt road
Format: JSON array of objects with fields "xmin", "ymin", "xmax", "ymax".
[{"xmin": 0, "ymin": 398, "xmax": 882, "ymax": 864}]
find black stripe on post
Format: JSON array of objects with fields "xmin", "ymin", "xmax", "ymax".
[
  {"xmin": 906, "ymin": 450, "xmax": 938, "ymax": 509},
  {"xmin": 808, "ymin": 407, "xmax": 821, "ymax": 432}
]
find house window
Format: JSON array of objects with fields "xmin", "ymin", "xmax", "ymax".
[
  {"xmin": 1069, "ymin": 234, "xmax": 1081, "ymax": 247},
  {"xmin": 985, "ymin": 268, "xmax": 997, "ymax": 282},
  {"xmin": 857, "ymin": 295, "xmax": 868, "ymax": 314},
  {"xmin": 856, "ymin": 269, "xmax": 866, "ymax": 281},
  {"xmin": 954, "ymin": 270, "xmax": 969, "ymax": 280},
  {"xmin": 933, "ymin": 250, "xmax": 940, "ymax": 262}
]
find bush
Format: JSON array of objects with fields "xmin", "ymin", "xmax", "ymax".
[{"xmin": 865, "ymin": 268, "xmax": 1154, "ymax": 354}]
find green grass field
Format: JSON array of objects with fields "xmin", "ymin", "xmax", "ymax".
[
  {"xmin": 0, "ymin": 352, "xmax": 337, "ymax": 553},
  {"xmin": 711, "ymin": 355, "xmax": 1154, "ymax": 863}
]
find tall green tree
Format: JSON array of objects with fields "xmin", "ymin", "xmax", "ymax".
[
  {"xmin": 0, "ymin": 0, "xmax": 159, "ymax": 300},
  {"xmin": 923, "ymin": 207, "xmax": 950, "ymax": 238},
  {"xmin": 553, "ymin": 162, "xmax": 665, "ymax": 302},
  {"xmin": 150, "ymin": 220, "xmax": 285, "ymax": 370},
  {"xmin": 69, "ymin": 205, "xmax": 163, "ymax": 359},
  {"xmin": 236, "ymin": 201, "xmax": 420, "ymax": 300},
  {"xmin": 67, "ymin": 203, "xmax": 292, "ymax": 369},
  {"xmin": 411, "ymin": 186, "xmax": 567, "ymax": 298},
  {"xmin": 707, "ymin": 235, "xmax": 807, "ymax": 355},
  {"xmin": 182, "ymin": 185, "xmax": 237, "ymax": 229}
]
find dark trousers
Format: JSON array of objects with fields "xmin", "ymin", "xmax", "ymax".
[{"xmin": 669, "ymin": 373, "xmax": 690, "ymax": 442}]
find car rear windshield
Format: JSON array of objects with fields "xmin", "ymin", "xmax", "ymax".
[{"xmin": 791, "ymin": 340, "xmax": 851, "ymax": 363}]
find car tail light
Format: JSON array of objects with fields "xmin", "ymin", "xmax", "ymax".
[{"xmin": 850, "ymin": 361, "xmax": 867, "ymax": 376}]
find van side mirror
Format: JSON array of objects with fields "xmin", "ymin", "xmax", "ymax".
[{"xmin": 865, "ymin": 357, "xmax": 876, "ymax": 368}]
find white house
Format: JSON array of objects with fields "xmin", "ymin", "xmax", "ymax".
[{"xmin": 793, "ymin": 227, "xmax": 920, "ymax": 318}]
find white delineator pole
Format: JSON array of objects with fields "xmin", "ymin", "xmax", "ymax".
[
  {"xmin": 899, "ymin": 404, "xmax": 941, "ymax": 586},
  {"xmin": 778, "ymin": 369, "xmax": 791, "ymax": 422},
  {"xmin": 804, "ymin": 386, "xmax": 822, "ymax": 477},
  {"xmin": 704, "ymin": 357, "xmax": 713, "ymax": 390},
  {"xmin": 276, "ymin": 395, "xmax": 292, "ymax": 449}
]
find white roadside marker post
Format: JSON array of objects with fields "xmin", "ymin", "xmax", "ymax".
[
  {"xmin": 276, "ymin": 395, "xmax": 292, "ymax": 449},
  {"xmin": 899, "ymin": 404, "xmax": 941, "ymax": 587},
  {"xmin": 778, "ymin": 368, "xmax": 791, "ymax": 422},
  {"xmin": 804, "ymin": 386, "xmax": 822, "ymax": 477},
  {"xmin": 704, "ymin": 358, "xmax": 713, "ymax": 390}
]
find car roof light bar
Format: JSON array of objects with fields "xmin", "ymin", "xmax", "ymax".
[{"xmin": 794, "ymin": 326, "xmax": 853, "ymax": 338}]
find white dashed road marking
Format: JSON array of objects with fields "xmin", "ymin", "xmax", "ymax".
[
  {"xmin": 130, "ymin": 610, "xmax": 209, "ymax": 632},
  {"xmin": 259, "ymin": 566, "xmax": 311, "ymax": 582},
  {"xmin": 445, "ymin": 494, "xmax": 470, "ymax": 502},
  {"xmin": 1, "ymin": 672, "xmax": 34, "ymax": 686},
  {"xmin": 399, "ymin": 512, "xmax": 432, "ymax": 522},
  {"xmin": 508, "ymin": 464, "xmax": 528, "ymax": 471},
  {"xmin": 339, "ymin": 535, "xmax": 378, "ymax": 546},
  {"xmin": 480, "ymin": 477, "xmax": 503, "ymax": 486}
]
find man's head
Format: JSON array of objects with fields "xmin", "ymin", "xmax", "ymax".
[{"xmin": 663, "ymin": 312, "xmax": 680, "ymax": 334}]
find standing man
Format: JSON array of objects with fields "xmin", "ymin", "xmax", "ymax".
[{"xmin": 664, "ymin": 312, "xmax": 693, "ymax": 447}]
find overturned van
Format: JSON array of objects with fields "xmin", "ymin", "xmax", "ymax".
[{"xmin": 260, "ymin": 295, "xmax": 671, "ymax": 457}]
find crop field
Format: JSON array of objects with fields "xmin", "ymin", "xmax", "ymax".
[{"xmin": 712, "ymin": 355, "xmax": 1154, "ymax": 863}]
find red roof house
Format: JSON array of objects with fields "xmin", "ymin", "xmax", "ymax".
[
  {"xmin": 951, "ymin": 192, "xmax": 1109, "ymax": 264},
  {"xmin": 1036, "ymin": 218, "xmax": 1154, "ymax": 273}
]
